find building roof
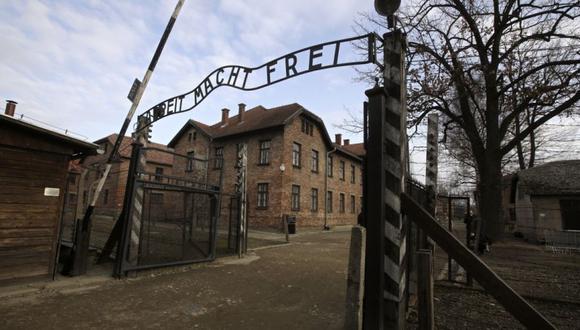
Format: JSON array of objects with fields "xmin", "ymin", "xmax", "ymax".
[
  {"xmin": 341, "ymin": 143, "xmax": 365, "ymax": 157},
  {"xmin": 94, "ymin": 134, "xmax": 174, "ymax": 165},
  {"xmin": 518, "ymin": 160, "xmax": 580, "ymax": 195},
  {"xmin": 169, "ymin": 103, "xmax": 332, "ymax": 146},
  {"xmin": 0, "ymin": 113, "xmax": 98, "ymax": 157}
]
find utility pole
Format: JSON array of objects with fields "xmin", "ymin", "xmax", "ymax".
[{"xmin": 71, "ymin": 0, "xmax": 186, "ymax": 275}]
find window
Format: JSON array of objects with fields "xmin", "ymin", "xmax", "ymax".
[
  {"xmin": 311, "ymin": 150, "xmax": 319, "ymax": 173},
  {"xmin": 214, "ymin": 147, "xmax": 223, "ymax": 169},
  {"xmin": 188, "ymin": 132, "xmax": 192, "ymax": 142},
  {"xmin": 259, "ymin": 140, "xmax": 271, "ymax": 165},
  {"xmin": 155, "ymin": 167, "xmax": 163, "ymax": 182},
  {"xmin": 291, "ymin": 185, "xmax": 301, "ymax": 211},
  {"xmin": 193, "ymin": 131, "xmax": 197, "ymax": 140},
  {"xmin": 339, "ymin": 160, "xmax": 345, "ymax": 181},
  {"xmin": 327, "ymin": 156, "xmax": 333, "ymax": 177},
  {"xmin": 326, "ymin": 191, "xmax": 333, "ymax": 213},
  {"xmin": 186, "ymin": 151, "xmax": 195, "ymax": 172},
  {"xmin": 301, "ymin": 118, "xmax": 313, "ymax": 136},
  {"xmin": 561, "ymin": 199, "xmax": 580, "ymax": 230},
  {"xmin": 257, "ymin": 183, "xmax": 269, "ymax": 208},
  {"xmin": 351, "ymin": 165, "xmax": 356, "ymax": 184},
  {"xmin": 292, "ymin": 142, "xmax": 301, "ymax": 167},
  {"xmin": 311, "ymin": 188, "xmax": 318, "ymax": 212},
  {"xmin": 339, "ymin": 193, "xmax": 345, "ymax": 213},
  {"xmin": 351, "ymin": 195, "xmax": 356, "ymax": 214},
  {"xmin": 103, "ymin": 189, "xmax": 109, "ymax": 205}
]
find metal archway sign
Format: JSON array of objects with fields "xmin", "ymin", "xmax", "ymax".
[{"xmin": 137, "ymin": 33, "xmax": 380, "ymax": 127}]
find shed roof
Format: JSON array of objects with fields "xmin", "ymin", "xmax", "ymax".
[
  {"xmin": 518, "ymin": 160, "xmax": 580, "ymax": 195},
  {"xmin": 0, "ymin": 113, "xmax": 98, "ymax": 157}
]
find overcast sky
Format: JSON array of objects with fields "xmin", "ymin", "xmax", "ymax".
[
  {"xmin": 2, "ymin": 1, "xmax": 577, "ymax": 188},
  {"xmin": 0, "ymin": 0, "xmax": 377, "ymax": 145}
]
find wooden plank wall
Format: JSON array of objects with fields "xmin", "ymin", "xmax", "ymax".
[{"xmin": 0, "ymin": 146, "xmax": 68, "ymax": 283}]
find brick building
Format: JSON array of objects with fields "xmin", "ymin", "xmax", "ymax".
[
  {"xmin": 62, "ymin": 134, "xmax": 175, "ymax": 249},
  {"xmin": 168, "ymin": 103, "xmax": 363, "ymax": 229},
  {"xmin": 74, "ymin": 134, "xmax": 175, "ymax": 217}
]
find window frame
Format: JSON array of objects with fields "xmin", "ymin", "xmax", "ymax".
[
  {"xmin": 154, "ymin": 167, "xmax": 164, "ymax": 182},
  {"xmin": 258, "ymin": 140, "xmax": 271, "ymax": 165},
  {"xmin": 327, "ymin": 156, "xmax": 333, "ymax": 177},
  {"xmin": 339, "ymin": 160, "xmax": 345, "ymax": 181},
  {"xmin": 291, "ymin": 185, "xmax": 301, "ymax": 211},
  {"xmin": 257, "ymin": 183, "xmax": 269, "ymax": 209},
  {"xmin": 311, "ymin": 188, "xmax": 318, "ymax": 212},
  {"xmin": 186, "ymin": 151, "xmax": 195, "ymax": 172},
  {"xmin": 339, "ymin": 193, "xmax": 345, "ymax": 213},
  {"xmin": 311, "ymin": 149, "xmax": 319, "ymax": 173},
  {"xmin": 350, "ymin": 195, "xmax": 356, "ymax": 214},
  {"xmin": 292, "ymin": 142, "xmax": 301, "ymax": 168},
  {"xmin": 561, "ymin": 199, "xmax": 580, "ymax": 231},
  {"xmin": 214, "ymin": 147, "xmax": 224, "ymax": 169},
  {"xmin": 350, "ymin": 164, "xmax": 356, "ymax": 184},
  {"xmin": 327, "ymin": 191, "xmax": 333, "ymax": 213}
]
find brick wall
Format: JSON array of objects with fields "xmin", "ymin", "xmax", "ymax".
[{"xmin": 281, "ymin": 114, "xmax": 361, "ymax": 229}]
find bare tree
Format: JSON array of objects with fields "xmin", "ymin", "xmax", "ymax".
[{"xmin": 353, "ymin": 0, "xmax": 580, "ymax": 239}]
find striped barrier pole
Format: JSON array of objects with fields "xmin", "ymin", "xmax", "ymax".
[{"xmin": 382, "ymin": 30, "xmax": 408, "ymax": 330}]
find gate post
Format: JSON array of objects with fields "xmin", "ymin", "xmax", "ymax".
[
  {"xmin": 417, "ymin": 113, "xmax": 438, "ymax": 327},
  {"xmin": 382, "ymin": 30, "xmax": 408, "ymax": 330},
  {"xmin": 363, "ymin": 85, "xmax": 387, "ymax": 329},
  {"xmin": 235, "ymin": 143, "xmax": 248, "ymax": 257},
  {"xmin": 363, "ymin": 30, "xmax": 407, "ymax": 330},
  {"xmin": 114, "ymin": 140, "xmax": 143, "ymax": 277},
  {"xmin": 127, "ymin": 120, "xmax": 149, "ymax": 268}
]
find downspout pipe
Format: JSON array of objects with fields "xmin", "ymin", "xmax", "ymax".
[{"xmin": 324, "ymin": 147, "xmax": 337, "ymax": 230}]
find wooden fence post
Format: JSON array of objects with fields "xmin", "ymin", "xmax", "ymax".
[
  {"xmin": 345, "ymin": 226, "xmax": 366, "ymax": 330},
  {"xmin": 417, "ymin": 249, "xmax": 434, "ymax": 330}
]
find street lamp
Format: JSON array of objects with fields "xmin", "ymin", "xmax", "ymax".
[{"xmin": 374, "ymin": 0, "xmax": 401, "ymax": 28}]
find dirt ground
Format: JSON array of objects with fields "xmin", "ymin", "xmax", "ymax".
[
  {"xmin": 1, "ymin": 227, "xmax": 579, "ymax": 329},
  {"xmin": 424, "ymin": 223, "xmax": 580, "ymax": 329},
  {"xmin": 0, "ymin": 229, "xmax": 351, "ymax": 330}
]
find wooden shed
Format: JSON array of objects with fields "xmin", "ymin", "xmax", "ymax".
[
  {"xmin": 0, "ymin": 101, "xmax": 98, "ymax": 284},
  {"xmin": 514, "ymin": 160, "xmax": 580, "ymax": 242}
]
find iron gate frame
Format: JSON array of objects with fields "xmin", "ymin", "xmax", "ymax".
[{"xmin": 113, "ymin": 143, "xmax": 227, "ymax": 276}]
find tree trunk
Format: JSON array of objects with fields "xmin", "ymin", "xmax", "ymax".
[{"xmin": 476, "ymin": 153, "xmax": 504, "ymax": 241}]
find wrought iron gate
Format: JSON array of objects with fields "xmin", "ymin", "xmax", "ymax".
[{"xmin": 114, "ymin": 144, "xmax": 240, "ymax": 275}]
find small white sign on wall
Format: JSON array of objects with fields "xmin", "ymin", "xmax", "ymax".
[{"xmin": 44, "ymin": 187, "xmax": 60, "ymax": 197}]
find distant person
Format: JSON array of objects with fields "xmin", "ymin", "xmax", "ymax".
[{"xmin": 464, "ymin": 212, "xmax": 474, "ymax": 249}]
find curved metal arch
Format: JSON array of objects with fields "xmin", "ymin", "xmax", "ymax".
[{"xmin": 137, "ymin": 33, "xmax": 381, "ymax": 129}]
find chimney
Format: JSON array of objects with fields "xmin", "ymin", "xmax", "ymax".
[
  {"xmin": 238, "ymin": 103, "xmax": 246, "ymax": 122},
  {"xmin": 221, "ymin": 108, "xmax": 230, "ymax": 125},
  {"xmin": 344, "ymin": 139, "xmax": 350, "ymax": 146},
  {"xmin": 335, "ymin": 134, "xmax": 342, "ymax": 145},
  {"xmin": 5, "ymin": 100, "xmax": 17, "ymax": 117}
]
